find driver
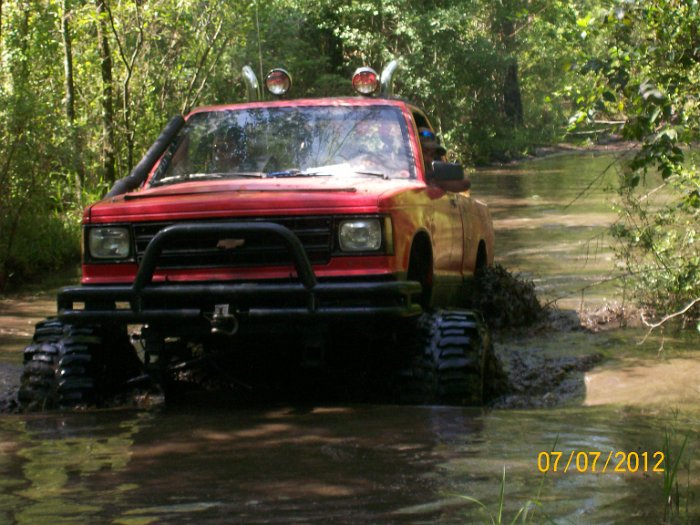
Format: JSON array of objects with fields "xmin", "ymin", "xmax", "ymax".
[
  {"xmin": 211, "ymin": 126, "xmax": 247, "ymax": 172},
  {"xmin": 418, "ymin": 127, "xmax": 446, "ymax": 175}
]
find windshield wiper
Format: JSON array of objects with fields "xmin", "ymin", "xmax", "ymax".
[
  {"xmin": 226, "ymin": 171, "xmax": 267, "ymax": 178},
  {"xmin": 265, "ymin": 169, "xmax": 332, "ymax": 178},
  {"xmin": 152, "ymin": 171, "xmax": 266, "ymax": 186},
  {"xmin": 352, "ymin": 170, "xmax": 388, "ymax": 179},
  {"xmin": 151, "ymin": 172, "xmax": 224, "ymax": 186}
]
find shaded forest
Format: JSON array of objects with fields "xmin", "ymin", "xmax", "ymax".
[{"xmin": 0, "ymin": 0, "xmax": 698, "ymax": 321}]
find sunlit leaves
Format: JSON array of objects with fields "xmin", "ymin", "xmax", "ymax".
[{"xmin": 638, "ymin": 79, "xmax": 665, "ymax": 103}]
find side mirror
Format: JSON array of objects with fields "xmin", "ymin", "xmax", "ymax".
[{"xmin": 428, "ymin": 161, "xmax": 471, "ymax": 192}]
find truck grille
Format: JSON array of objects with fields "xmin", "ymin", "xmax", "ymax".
[{"xmin": 133, "ymin": 217, "xmax": 333, "ymax": 269}]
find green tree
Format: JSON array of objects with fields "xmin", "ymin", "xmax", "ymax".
[{"xmin": 0, "ymin": 0, "xmax": 79, "ymax": 287}]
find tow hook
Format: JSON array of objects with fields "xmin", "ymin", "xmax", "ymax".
[{"xmin": 209, "ymin": 304, "xmax": 239, "ymax": 336}]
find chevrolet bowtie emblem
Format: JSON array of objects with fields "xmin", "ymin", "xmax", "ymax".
[{"xmin": 216, "ymin": 238, "xmax": 245, "ymax": 250}]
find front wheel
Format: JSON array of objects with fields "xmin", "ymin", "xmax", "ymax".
[
  {"xmin": 18, "ymin": 319, "xmax": 142, "ymax": 411},
  {"xmin": 398, "ymin": 309, "xmax": 497, "ymax": 406}
]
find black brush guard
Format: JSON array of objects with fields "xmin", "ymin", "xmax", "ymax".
[{"xmin": 58, "ymin": 222, "xmax": 422, "ymax": 323}]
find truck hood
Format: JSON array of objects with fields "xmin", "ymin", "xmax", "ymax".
[{"xmin": 87, "ymin": 177, "xmax": 423, "ymax": 222}]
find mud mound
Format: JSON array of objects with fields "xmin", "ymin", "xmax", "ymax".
[
  {"xmin": 0, "ymin": 389, "xmax": 18, "ymax": 413},
  {"xmin": 493, "ymin": 350, "xmax": 604, "ymax": 409},
  {"xmin": 475, "ymin": 264, "xmax": 547, "ymax": 329}
]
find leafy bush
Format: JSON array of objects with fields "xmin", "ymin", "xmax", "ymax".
[
  {"xmin": 0, "ymin": 207, "xmax": 80, "ymax": 290},
  {"xmin": 612, "ymin": 163, "xmax": 700, "ymax": 317}
]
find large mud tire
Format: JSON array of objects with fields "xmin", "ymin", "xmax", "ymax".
[
  {"xmin": 18, "ymin": 319, "xmax": 142, "ymax": 411},
  {"xmin": 399, "ymin": 309, "xmax": 496, "ymax": 406}
]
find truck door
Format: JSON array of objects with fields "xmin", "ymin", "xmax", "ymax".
[{"xmin": 410, "ymin": 109, "xmax": 465, "ymax": 281}]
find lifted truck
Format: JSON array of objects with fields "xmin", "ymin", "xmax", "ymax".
[{"xmin": 18, "ymin": 63, "xmax": 497, "ymax": 410}]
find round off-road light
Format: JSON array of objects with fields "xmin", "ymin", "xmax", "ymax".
[
  {"xmin": 265, "ymin": 68, "xmax": 292, "ymax": 96},
  {"xmin": 352, "ymin": 67, "xmax": 379, "ymax": 96}
]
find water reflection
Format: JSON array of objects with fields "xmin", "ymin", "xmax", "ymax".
[
  {"xmin": 0, "ymin": 412, "xmax": 146, "ymax": 524},
  {"xmin": 0, "ymin": 405, "xmax": 697, "ymax": 523}
]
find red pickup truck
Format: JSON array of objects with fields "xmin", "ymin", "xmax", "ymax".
[{"xmin": 18, "ymin": 63, "xmax": 497, "ymax": 410}]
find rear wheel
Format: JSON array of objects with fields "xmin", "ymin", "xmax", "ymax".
[
  {"xmin": 18, "ymin": 319, "xmax": 142, "ymax": 411},
  {"xmin": 398, "ymin": 309, "xmax": 496, "ymax": 405}
]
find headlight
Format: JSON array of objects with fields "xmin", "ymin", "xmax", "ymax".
[
  {"xmin": 87, "ymin": 227, "xmax": 131, "ymax": 259},
  {"xmin": 338, "ymin": 219, "xmax": 382, "ymax": 252}
]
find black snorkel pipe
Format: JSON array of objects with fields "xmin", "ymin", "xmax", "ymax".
[{"xmin": 104, "ymin": 114, "xmax": 185, "ymax": 198}]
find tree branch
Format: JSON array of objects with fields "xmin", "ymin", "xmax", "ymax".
[
  {"xmin": 182, "ymin": 13, "xmax": 223, "ymax": 114},
  {"xmin": 638, "ymin": 297, "xmax": 700, "ymax": 344},
  {"xmin": 188, "ymin": 34, "xmax": 231, "ymax": 110},
  {"xmin": 104, "ymin": 0, "xmax": 127, "ymax": 70}
]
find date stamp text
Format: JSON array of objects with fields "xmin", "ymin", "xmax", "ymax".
[{"xmin": 537, "ymin": 451, "xmax": 665, "ymax": 473}]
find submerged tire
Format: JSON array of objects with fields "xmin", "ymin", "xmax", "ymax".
[
  {"xmin": 399, "ymin": 309, "xmax": 496, "ymax": 406},
  {"xmin": 18, "ymin": 319, "xmax": 142, "ymax": 411}
]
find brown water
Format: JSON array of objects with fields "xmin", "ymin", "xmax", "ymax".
[
  {"xmin": 475, "ymin": 149, "xmax": 624, "ymax": 308},
  {"xmin": 1, "ymin": 150, "xmax": 699, "ymax": 524}
]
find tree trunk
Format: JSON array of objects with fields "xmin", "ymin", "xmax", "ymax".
[
  {"xmin": 503, "ymin": 61, "xmax": 523, "ymax": 127},
  {"xmin": 61, "ymin": 0, "xmax": 85, "ymax": 190},
  {"xmin": 95, "ymin": 0, "xmax": 116, "ymax": 184},
  {"xmin": 123, "ymin": 83, "xmax": 133, "ymax": 172},
  {"xmin": 104, "ymin": 0, "xmax": 142, "ymax": 173},
  {"xmin": 494, "ymin": 6, "xmax": 524, "ymax": 129}
]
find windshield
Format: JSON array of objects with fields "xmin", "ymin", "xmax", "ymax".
[{"xmin": 150, "ymin": 105, "xmax": 415, "ymax": 186}]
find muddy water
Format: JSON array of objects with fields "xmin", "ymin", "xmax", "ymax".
[
  {"xmin": 1, "ymin": 150, "xmax": 699, "ymax": 524},
  {"xmin": 1, "ymin": 405, "xmax": 698, "ymax": 524},
  {"xmin": 475, "ymin": 149, "xmax": 625, "ymax": 307}
]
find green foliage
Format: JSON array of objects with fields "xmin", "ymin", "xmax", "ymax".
[
  {"xmin": 0, "ymin": 208, "xmax": 80, "ymax": 285},
  {"xmin": 566, "ymin": 0, "xmax": 700, "ymax": 319},
  {"xmin": 661, "ymin": 415, "xmax": 692, "ymax": 525},
  {"xmin": 612, "ymin": 164, "xmax": 700, "ymax": 315}
]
